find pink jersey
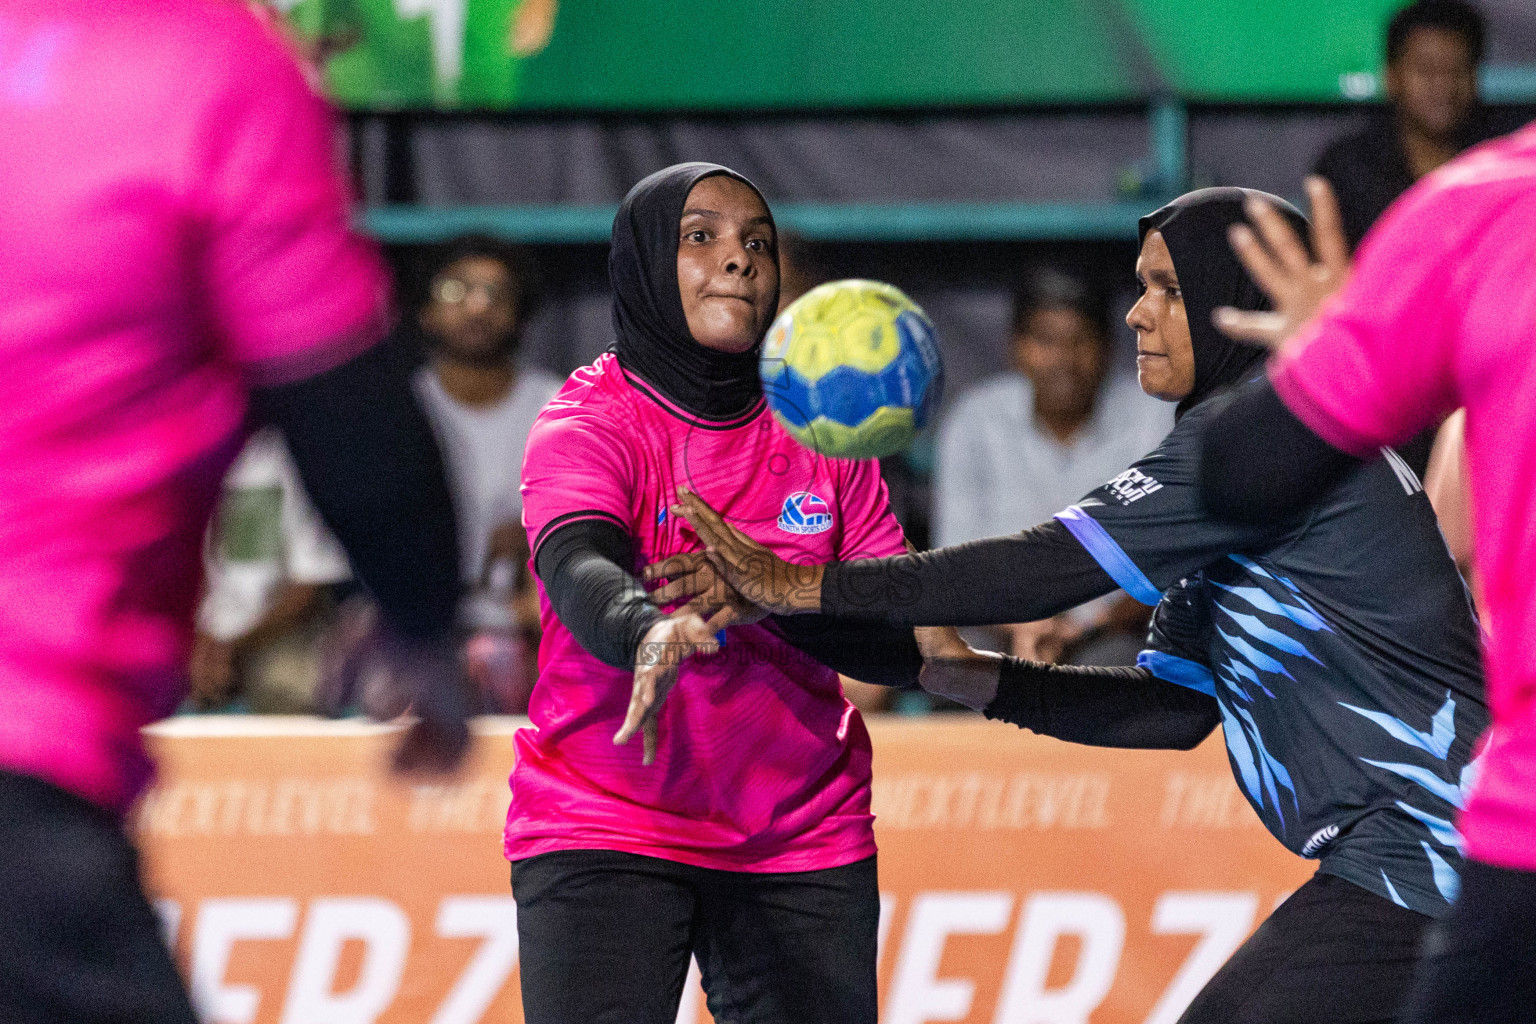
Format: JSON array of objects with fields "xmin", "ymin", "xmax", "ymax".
[
  {"xmin": 1270, "ymin": 123, "xmax": 1536, "ymax": 870},
  {"xmin": 510, "ymin": 354, "xmax": 906, "ymax": 871},
  {"xmin": 0, "ymin": 0, "xmax": 387, "ymax": 812}
]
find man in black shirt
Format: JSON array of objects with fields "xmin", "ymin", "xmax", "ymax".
[
  {"xmin": 1315, "ymin": 0, "xmax": 1489, "ymax": 253},
  {"xmin": 1313, "ymin": 1, "xmax": 1489, "ymax": 476}
]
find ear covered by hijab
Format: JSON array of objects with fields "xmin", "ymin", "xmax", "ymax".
[
  {"xmin": 609, "ymin": 162, "xmax": 778, "ymax": 421},
  {"xmin": 1139, "ymin": 187, "xmax": 1310, "ymax": 420}
]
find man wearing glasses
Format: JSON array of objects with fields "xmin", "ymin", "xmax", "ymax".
[{"xmin": 412, "ymin": 238, "xmax": 563, "ymax": 710}]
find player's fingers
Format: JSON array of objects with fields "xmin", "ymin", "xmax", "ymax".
[
  {"xmin": 1212, "ymin": 307, "xmax": 1289, "ymax": 348},
  {"xmin": 699, "ymin": 547, "xmax": 744, "ymax": 591},
  {"xmin": 1245, "ymin": 195, "xmax": 1311, "ymax": 277},
  {"xmin": 614, "ymin": 671, "xmax": 655, "ymax": 746},
  {"xmin": 675, "ymin": 490, "xmax": 725, "ymax": 533},
  {"xmin": 642, "ymin": 551, "xmax": 707, "ymax": 584},
  {"xmin": 1226, "ymin": 224, "xmax": 1289, "ymax": 302},
  {"xmin": 678, "ymin": 491, "xmax": 757, "ymax": 560},
  {"xmin": 651, "ymin": 574, "xmax": 709, "ymax": 606},
  {"xmin": 674, "ymin": 612, "xmax": 723, "ymax": 653},
  {"xmin": 680, "ymin": 594, "xmax": 722, "ymax": 619},
  {"xmin": 642, "ymin": 719, "xmax": 658, "ymax": 766},
  {"xmin": 704, "ymin": 605, "xmax": 740, "ymax": 633},
  {"xmin": 1305, "ymin": 176, "xmax": 1351, "ymax": 276}
]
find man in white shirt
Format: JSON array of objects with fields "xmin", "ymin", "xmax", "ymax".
[
  {"xmin": 934, "ymin": 269, "xmax": 1171, "ymax": 663},
  {"xmin": 411, "ymin": 238, "xmax": 562, "ymax": 710},
  {"xmin": 193, "ymin": 428, "xmax": 352, "ymax": 711}
]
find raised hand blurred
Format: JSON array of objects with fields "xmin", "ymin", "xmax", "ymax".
[
  {"xmin": 1215, "ymin": 176, "xmax": 1352, "ymax": 352},
  {"xmin": 319, "ymin": 598, "xmax": 473, "ymax": 775}
]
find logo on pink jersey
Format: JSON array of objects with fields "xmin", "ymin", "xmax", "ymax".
[{"xmin": 777, "ymin": 492, "xmax": 833, "ymax": 535}]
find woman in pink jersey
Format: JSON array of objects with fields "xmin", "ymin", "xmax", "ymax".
[{"xmin": 510, "ymin": 163, "xmax": 922, "ymax": 1024}]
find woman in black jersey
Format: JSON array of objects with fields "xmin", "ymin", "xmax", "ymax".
[{"xmin": 655, "ymin": 188, "xmax": 1490, "ymax": 1024}]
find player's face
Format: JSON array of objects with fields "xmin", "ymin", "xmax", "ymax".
[
  {"xmin": 420, "ymin": 256, "xmax": 520, "ymax": 364},
  {"xmin": 1127, "ymin": 230, "xmax": 1195, "ymax": 402},
  {"xmin": 1387, "ymin": 28, "xmax": 1477, "ymax": 140},
  {"xmin": 677, "ymin": 176, "xmax": 779, "ymax": 353},
  {"xmin": 1014, "ymin": 307, "xmax": 1106, "ymax": 421}
]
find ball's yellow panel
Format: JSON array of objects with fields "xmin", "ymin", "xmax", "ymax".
[
  {"xmin": 785, "ymin": 326, "xmax": 846, "ymax": 382},
  {"xmin": 777, "ymin": 280, "xmax": 914, "ymax": 383},
  {"xmin": 835, "ymin": 312, "xmax": 902, "ymax": 374}
]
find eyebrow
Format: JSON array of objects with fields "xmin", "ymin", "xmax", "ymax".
[
  {"xmin": 1147, "ymin": 268, "xmax": 1180, "ymax": 285},
  {"xmin": 680, "ymin": 209, "xmax": 774, "ymax": 228}
]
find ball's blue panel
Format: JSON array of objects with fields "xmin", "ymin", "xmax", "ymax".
[
  {"xmin": 894, "ymin": 311, "xmax": 944, "ymax": 428},
  {"xmin": 763, "ymin": 365, "xmax": 818, "ymax": 428},
  {"xmin": 802, "ymin": 364, "xmax": 892, "ymax": 428}
]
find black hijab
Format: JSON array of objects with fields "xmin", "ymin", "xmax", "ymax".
[
  {"xmin": 1138, "ymin": 187, "xmax": 1309, "ymax": 420},
  {"xmin": 609, "ymin": 162, "xmax": 778, "ymax": 421}
]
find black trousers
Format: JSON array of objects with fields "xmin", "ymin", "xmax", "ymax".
[
  {"xmin": 0, "ymin": 770, "xmax": 198, "ymax": 1024},
  {"xmin": 1177, "ymin": 871, "xmax": 1431, "ymax": 1024},
  {"xmin": 511, "ymin": 848, "xmax": 879, "ymax": 1024},
  {"xmin": 1402, "ymin": 859, "xmax": 1536, "ymax": 1024}
]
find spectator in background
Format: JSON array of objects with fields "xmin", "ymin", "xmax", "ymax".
[
  {"xmin": 411, "ymin": 237, "xmax": 563, "ymax": 711},
  {"xmin": 1314, "ymin": 2, "xmax": 1488, "ymax": 479},
  {"xmin": 1315, "ymin": 0, "xmax": 1488, "ymax": 252},
  {"xmin": 934, "ymin": 269, "xmax": 1170, "ymax": 665},
  {"xmin": 191, "ymin": 429, "xmax": 351, "ymax": 712}
]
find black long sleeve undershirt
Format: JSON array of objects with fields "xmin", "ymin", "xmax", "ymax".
[
  {"xmin": 1197, "ymin": 378, "xmax": 1359, "ymax": 525},
  {"xmin": 984, "ymin": 661, "xmax": 1220, "ymax": 751},
  {"xmin": 251, "ymin": 341, "xmax": 460, "ymax": 642},
  {"xmin": 819, "ymin": 518, "xmax": 1118, "ymax": 626},
  {"xmin": 767, "ymin": 615, "xmax": 922, "ymax": 688},
  {"xmin": 534, "ymin": 518, "xmax": 665, "ymax": 670},
  {"xmin": 536, "ymin": 519, "xmax": 924, "ymax": 684}
]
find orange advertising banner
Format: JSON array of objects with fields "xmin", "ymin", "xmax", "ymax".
[{"xmin": 135, "ymin": 717, "xmax": 1314, "ymax": 1024}]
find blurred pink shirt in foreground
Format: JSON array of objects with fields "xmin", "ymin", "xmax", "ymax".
[
  {"xmin": 0, "ymin": 0, "xmax": 386, "ymax": 812},
  {"xmin": 1270, "ymin": 123, "xmax": 1536, "ymax": 871}
]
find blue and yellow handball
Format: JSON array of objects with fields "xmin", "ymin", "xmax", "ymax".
[{"xmin": 759, "ymin": 280, "xmax": 943, "ymax": 460}]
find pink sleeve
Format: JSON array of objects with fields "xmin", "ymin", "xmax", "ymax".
[
  {"xmin": 197, "ymin": 18, "xmax": 388, "ymax": 384},
  {"xmin": 1268, "ymin": 182, "xmax": 1464, "ymax": 457},
  {"xmin": 834, "ymin": 458, "xmax": 908, "ymax": 560},
  {"xmin": 520, "ymin": 406, "xmax": 637, "ymax": 554}
]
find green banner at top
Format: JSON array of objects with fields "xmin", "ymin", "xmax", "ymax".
[{"xmin": 275, "ymin": 0, "xmax": 1407, "ymax": 110}]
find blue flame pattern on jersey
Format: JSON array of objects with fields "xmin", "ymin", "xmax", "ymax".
[
  {"xmin": 1067, "ymin": 401, "xmax": 1486, "ymax": 919},
  {"xmin": 1141, "ymin": 548, "xmax": 1485, "ymax": 916}
]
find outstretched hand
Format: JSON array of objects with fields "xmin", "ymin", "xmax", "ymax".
[
  {"xmin": 615, "ymin": 609, "xmax": 733, "ymax": 765},
  {"xmin": 661, "ymin": 490, "xmax": 823, "ymax": 615},
  {"xmin": 319, "ymin": 598, "xmax": 473, "ymax": 776},
  {"xmin": 914, "ymin": 626, "xmax": 1003, "ymax": 711},
  {"xmin": 1215, "ymin": 176, "xmax": 1352, "ymax": 352}
]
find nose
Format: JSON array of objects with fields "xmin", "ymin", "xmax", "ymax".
[
  {"xmin": 1126, "ymin": 293, "xmax": 1152, "ymax": 335},
  {"xmin": 722, "ymin": 238, "xmax": 754, "ymax": 278}
]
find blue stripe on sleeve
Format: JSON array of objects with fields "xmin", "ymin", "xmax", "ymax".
[
  {"xmin": 1136, "ymin": 650, "xmax": 1217, "ymax": 697},
  {"xmin": 1054, "ymin": 505, "xmax": 1162, "ymax": 605}
]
